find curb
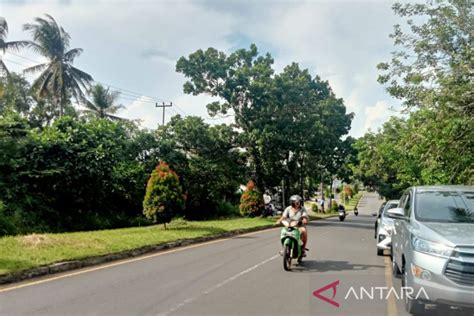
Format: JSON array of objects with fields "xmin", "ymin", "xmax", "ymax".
[
  {"xmin": 0, "ymin": 224, "xmax": 276, "ymax": 286},
  {"xmin": 0, "ymin": 215, "xmax": 338, "ymax": 286}
]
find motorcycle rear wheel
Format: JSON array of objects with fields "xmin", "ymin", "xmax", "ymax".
[{"xmin": 283, "ymin": 244, "xmax": 292, "ymax": 271}]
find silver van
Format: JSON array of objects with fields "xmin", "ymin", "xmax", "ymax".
[{"xmin": 389, "ymin": 186, "xmax": 474, "ymax": 314}]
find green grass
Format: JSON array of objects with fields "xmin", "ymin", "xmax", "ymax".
[
  {"xmin": 0, "ymin": 217, "xmax": 276, "ymax": 276},
  {"xmin": 343, "ymin": 192, "xmax": 363, "ymax": 210}
]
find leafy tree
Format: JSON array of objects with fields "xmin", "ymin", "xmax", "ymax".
[
  {"xmin": 354, "ymin": 0, "xmax": 473, "ymax": 195},
  {"xmin": 376, "ymin": 0, "xmax": 473, "ymax": 184},
  {"xmin": 82, "ymin": 84, "xmax": 125, "ymax": 120},
  {"xmin": 143, "ymin": 161, "xmax": 185, "ymax": 228},
  {"xmin": 176, "ymin": 45, "xmax": 274, "ymax": 191},
  {"xmin": 239, "ymin": 180, "xmax": 264, "ymax": 217},
  {"xmin": 352, "ymin": 117, "xmax": 413, "ymax": 199},
  {"xmin": 377, "ymin": 0, "xmax": 472, "ymax": 115},
  {"xmin": 156, "ymin": 115, "xmax": 246, "ymax": 219},
  {"xmin": 177, "ymin": 45, "xmax": 352, "ymax": 197},
  {"xmin": 0, "ymin": 113, "xmax": 31, "ymax": 234},
  {"xmin": 0, "ymin": 17, "xmax": 28, "ymax": 75},
  {"xmin": 0, "ymin": 72, "xmax": 33, "ymax": 115},
  {"xmin": 23, "ymin": 14, "xmax": 93, "ymax": 117}
]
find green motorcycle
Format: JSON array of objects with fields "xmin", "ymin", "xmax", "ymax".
[{"xmin": 280, "ymin": 219, "xmax": 304, "ymax": 271}]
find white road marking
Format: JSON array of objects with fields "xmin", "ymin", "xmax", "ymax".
[
  {"xmin": 157, "ymin": 254, "xmax": 280, "ymax": 316},
  {"xmin": 0, "ymin": 228, "xmax": 280, "ymax": 294}
]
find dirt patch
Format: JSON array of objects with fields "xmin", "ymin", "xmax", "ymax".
[{"xmin": 18, "ymin": 234, "xmax": 54, "ymax": 248}]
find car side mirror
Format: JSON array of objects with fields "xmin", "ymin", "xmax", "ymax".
[{"xmin": 387, "ymin": 207, "xmax": 406, "ymax": 219}]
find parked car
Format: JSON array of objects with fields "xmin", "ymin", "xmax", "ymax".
[
  {"xmin": 375, "ymin": 199, "xmax": 399, "ymax": 256},
  {"xmin": 389, "ymin": 185, "xmax": 474, "ymax": 315}
]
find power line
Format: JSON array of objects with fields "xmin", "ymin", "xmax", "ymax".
[
  {"xmin": 5, "ymin": 53, "xmax": 177, "ymax": 106},
  {"xmin": 172, "ymin": 103, "xmax": 188, "ymax": 116},
  {"xmin": 3, "ymin": 55, "xmax": 195, "ymax": 124},
  {"xmin": 116, "ymin": 95, "xmax": 156, "ymax": 104}
]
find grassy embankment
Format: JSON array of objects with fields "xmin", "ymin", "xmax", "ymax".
[
  {"xmin": 342, "ymin": 192, "xmax": 364, "ymax": 210},
  {"xmin": 0, "ymin": 217, "xmax": 280, "ymax": 276},
  {"xmin": 304, "ymin": 191, "xmax": 364, "ymax": 214},
  {"xmin": 0, "ymin": 200, "xmax": 347, "ymax": 277}
]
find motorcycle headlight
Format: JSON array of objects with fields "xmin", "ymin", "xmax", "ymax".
[{"xmin": 411, "ymin": 236, "xmax": 453, "ymax": 258}]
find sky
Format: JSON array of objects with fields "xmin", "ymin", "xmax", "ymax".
[{"xmin": 1, "ymin": 0, "xmax": 403, "ymax": 138}]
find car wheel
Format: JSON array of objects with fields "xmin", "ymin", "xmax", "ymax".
[{"xmin": 403, "ymin": 269, "xmax": 424, "ymax": 315}]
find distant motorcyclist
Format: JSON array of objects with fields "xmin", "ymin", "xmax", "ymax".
[
  {"xmin": 263, "ymin": 191, "xmax": 274, "ymax": 217},
  {"xmin": 277, "ymin": 195, "xmax": 309, "ymax": 255}
]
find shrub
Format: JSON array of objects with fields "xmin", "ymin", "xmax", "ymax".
[
  {"xmin": 216, "ymin": 201, "xmax": 240, "ymax": 218},
  {"xmin": 143, "ymin": 161, "xmax": 185, "ymax": 229},
  {"xmin": 0, "ymin": 201, "xmax": 17, "ymax": 236},
  {"xmin": 353, "ymin": 183, "xmax": 360, "ymax": 194},
  {"xmin": 311, "ymin": 203, "xmax": 319, "ymax": 213},
  {"xmin": 331, "ymin": 200, "xmax": 338, "ymax": 212},
  {"xmin": 239, "ymin": 180, "xmax": 264, "ymax": 217},
  {"xmin": 343, "ymin": 185, "xmax": 353, "ymax": 199}
]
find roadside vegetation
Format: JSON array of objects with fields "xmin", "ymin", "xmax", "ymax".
[
  {"xmin": 352, "ymin": 0, "xmax": 473, "ymax": 198},
  {"xmin": 0, "ymin": 15, "xmax": 355, "ymax": 236},
  {"xmin": 0, "ymin": 217, "xmax": 276, "ymax": 275},
  {"xmin": 0, "ymin": 0, "xmax": 471, "ymax": 239}
]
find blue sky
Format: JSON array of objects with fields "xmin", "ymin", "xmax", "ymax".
[{"xmin": 1, "ymin": 0, "xmax": 403, "ymax": 137}]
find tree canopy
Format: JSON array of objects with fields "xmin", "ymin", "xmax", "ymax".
[
  {"xmin": 176, "ymin": 45, "xmax": 353, "ymax": 197},
  {"xmin": 354, "ymin": 0, "xmax": 473, "ymax": 198}
]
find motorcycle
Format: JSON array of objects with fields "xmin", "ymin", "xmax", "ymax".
[
  {"xmin": 263, "ymin": 202, "xmax": 276, "ymax": 217},
  {"xmin": 339, "ymin": 209, "xmax": 346, "ymax": 221},
  {"xmin": 354, "ymin": 207, "xmax": 359, "ymax": 216},
  {"xmin": 280, "ymin": 219, "xmax": 304, "ymax": 271}
]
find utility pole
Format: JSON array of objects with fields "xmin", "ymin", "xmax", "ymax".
[{"xmin": 155, "ymin": 102, "xmax": 173, "ymax": 125}]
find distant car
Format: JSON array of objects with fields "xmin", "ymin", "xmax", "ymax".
[
  {"xmin": 389, "ymin": 185, "xmax": 474, "ymax": 315},
  {"xmin": 375, "ymin": 199, "xmax": 399, "ymax": 256}
]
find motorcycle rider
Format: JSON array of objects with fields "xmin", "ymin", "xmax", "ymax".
[
  {"xmin": 338, "ymin": 203, "xmax": 346, "ymax": 212},
  {"xmin": 277, "ymin": 195, "xmax": 309, "ymax": 255}
]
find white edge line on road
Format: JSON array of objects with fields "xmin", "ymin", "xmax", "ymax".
[
  {"xmin": 0, "ymin": 227, "xmax": 280, "ymax": 294},
  {"xmin": 156, "ymin": 254, "xmax": 280, "ymax": 316},
  {"xmin": 384, "ymin": 256, "xmax": 398, "ymax": 316}
]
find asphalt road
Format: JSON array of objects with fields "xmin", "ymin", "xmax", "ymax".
[{"xmin": 0, "ymin": 192, "xmax": 465, "ymax": 316}]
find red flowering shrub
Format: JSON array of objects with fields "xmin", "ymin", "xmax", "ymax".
[
  {"xmin": 239, "ymin": 180, "xmax": 264, "ymax": 217},
  {"xmin": 343, "ymin": 185, "xmax": 353, "ymax": 199},
  {"xmin": 143, "ymin": 161, "xmax": 185, "ymax": 228}
]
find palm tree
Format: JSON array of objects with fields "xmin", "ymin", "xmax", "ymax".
[
  {"xmin": 23, "ymin": 14, "xmax": 93, "ymax": 116},
  {"xmin": 83, "ymin": 84, "xmax": 125, "ymax": 120},
  {"xmin": 0, "ymin": 17, "xmax": 28, "ymax": 75}
]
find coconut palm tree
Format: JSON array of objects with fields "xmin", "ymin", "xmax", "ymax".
[
  {"xmin": 83, "ymin": 84, "xmax": 125, "ymax": 120},
  {"xmin": 23, "ymin": 14, "xmax": 93, "ymax": 116},
  {"xmin": 0, "ymin": 17, "xmax": 28, "ymax": 75}
]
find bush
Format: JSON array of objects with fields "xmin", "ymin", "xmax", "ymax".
[
  {"xmin": 331, "ymin": 200, "xmax": 338, "ymax": 212},
  {"xmin": 311, "ymin": 203, "xmax": 319, "ymax": 213},
  {"xmin": 239, "ymin": 180, "xmax": 264, "ymax": 217},
  {"xmin": 353, "ymin": 183, "xmax": 360, "ymax": 194},
  {"xmin": 343, "ymin": 185, "xmax": 353, "ymax": 199},
  {"xmin": 215, "ymin": 201, "xmax": 240, "ymax": 218},
  {"xmin": 0, "ymin": 201, "xmax": 17, "ymax": 236},
  {"xmin": 143, "ymin": 161, "xmax": 186, "ymax": 229}
]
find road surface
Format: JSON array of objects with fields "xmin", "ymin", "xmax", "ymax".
[{"xmin": 0, "ymin": 192, "xmax": 466, "ymax": 315}]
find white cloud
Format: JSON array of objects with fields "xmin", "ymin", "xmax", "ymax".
[
  {"xmin": 363, "ymin": 100, "xmax": 393, "ymax": 134},
  {"xmin": 3, "ymin": 0, "xmax": 403, "ymax": 138},
  {"xmin": 118, "ymin": 96, "xmax": 160, "ymax": 129},
  {"xmin": 172, "ymin": 94, "xmax": 235, "ymax": 126}
]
